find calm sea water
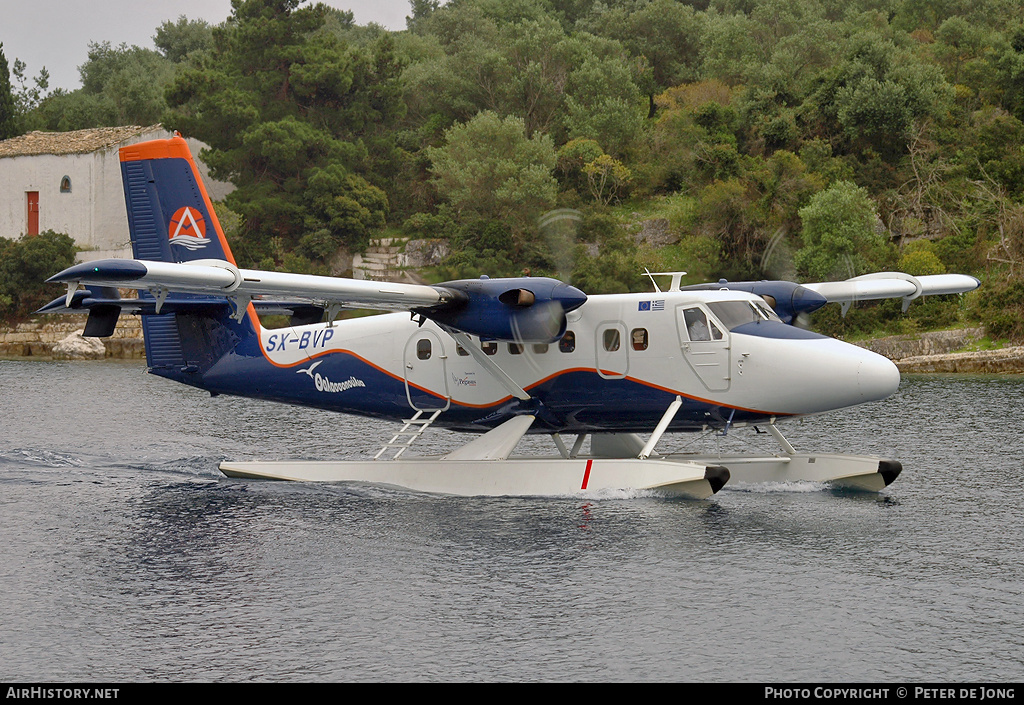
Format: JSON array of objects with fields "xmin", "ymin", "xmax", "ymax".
[{"xmin": 1, "ymin": 359, "xmax": 1022, "ymax": 683}]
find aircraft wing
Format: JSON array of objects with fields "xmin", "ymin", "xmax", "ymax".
[
  {"xmin": 45, "ymin": 258, "xmax": 588, "ymax": 343},
  {"xmin": 803, "ymin": 272, "xmax": 980, "ymax": 312},
  {"xmin": 47, "ymin": 258, "xmax": 450, "ymax": 311}
]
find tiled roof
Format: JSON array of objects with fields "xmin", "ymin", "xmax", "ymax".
[{"xmin": 0, "ymin": 125, "xmax": 165, "ymax": 158}]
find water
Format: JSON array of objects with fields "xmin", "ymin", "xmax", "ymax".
[{"xmin": 1, "ymin": 359, "xmax": 1023, "ymax": 682}]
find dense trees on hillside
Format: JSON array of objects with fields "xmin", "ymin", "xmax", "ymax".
[
  {"xmin": 162, "ymin": 0, "xmax": 403, "ymax": 269},
  {"xmin": 9, "ymin": 0, "xmax": 1024, "ymax": 339}
]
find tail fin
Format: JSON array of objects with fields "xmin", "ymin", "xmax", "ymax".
[
  {"xmin": 120, "ymin": 135, "xmax": 236, "ymax": 265},
  {"xmin": 119, "ymin": 135, "xmax": 257, "ymax": 381}
]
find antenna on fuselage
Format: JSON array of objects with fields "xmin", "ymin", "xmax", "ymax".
[{"xmin": 644, "ymin": 270, "xmax": 687, "ymax": 292}]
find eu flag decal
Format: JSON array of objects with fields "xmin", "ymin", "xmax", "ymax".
[{"xmin": 638, "ymin": 301, "xmax": 651, "ymax": 311}]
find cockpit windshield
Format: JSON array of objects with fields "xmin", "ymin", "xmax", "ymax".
[{"xmin": 707, "ymin": 300, "xmax": 781, "ymax": 331}]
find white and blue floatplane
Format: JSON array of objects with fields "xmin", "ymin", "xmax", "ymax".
[{"xmin": 41, "ymin": 135, "xmax": 980, "ymax": 498}]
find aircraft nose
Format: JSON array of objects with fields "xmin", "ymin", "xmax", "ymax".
[{"xmin": 857, "ymin": 350, "xmax": 901, "ymax": 402}]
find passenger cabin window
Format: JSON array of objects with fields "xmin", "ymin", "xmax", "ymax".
[
  {"xmin": 532, "ymin": 343, "xmax": 549, "ymax": 354},
  {"xmin": 682, "ymin": 307, "xmax": 723, "ymax": 342},
  {"xmin": 559, "ymin": 331, "xmax": 575, "ymax": 353},
  {"xmin": 481, "ymin": 341, "xmax": 497, "ymax": 356},
  {"xmin": 416, "ymin": 338, "xmax": 432, "ymax": 360},
  {"xmin": 631, "ymin": 328, "xmax": 648, "ymax": 351},
  {"xmin": 508, "ymin": 343, "xmax": 523, "ymax": 355},
  {"xmin": 603, "ymin": 328, "xmax": 620, "ymax": 352}
]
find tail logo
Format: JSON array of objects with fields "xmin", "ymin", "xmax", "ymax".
[{"xmin": 168, "ymin": 206, "xmax": 210, "ymax": 250}]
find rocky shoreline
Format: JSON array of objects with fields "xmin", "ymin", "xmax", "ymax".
[
  {"xmin": 3, "ymin": 318, "xmax": 1023, "ymax": 373},
  {"xmin": 854, "ymin": 327, "xmax": 1024, "ymax": 374},
  {"xmin": 0, "ymin": 316, "xmax": 144, "ymax": 360}
]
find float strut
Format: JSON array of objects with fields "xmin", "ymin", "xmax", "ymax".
[
  {"xmin": 570, "ymin": 433, "xmax": 587, "ymax": 459},
  {"xmin": 767, "ymin": 417, "xmax": 797, "ymax": 456},
  {"xmin": 552, "ymin": 433, "xmax": 569, "ymax": 459},
  {"xmin": 638, "ymin": 396, "xmax": 682, "ymax": 460}
]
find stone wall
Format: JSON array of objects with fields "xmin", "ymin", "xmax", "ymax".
[
  {"xmin": 896, "ymin": 347, "xmax": 1024, "ymax": 374},
  {"xmin": 855, "ymin": 328, "xmax": 1024, "ymax": 373},
  {"xmin": 855, "ymin": 328, "xmax": 984, "ymax": 359},
  {"xmin": 0, "ymin": 316, "xmax": 145, "ymax": 359}
]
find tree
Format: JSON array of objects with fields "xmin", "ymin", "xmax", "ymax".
[
  {"xmin": 795, "ymin": 180, "xmax": 888, "ymax": 281},
  {"xmin": 0, "ymin": 43, "xmax": 18, "ymax": 139},
  {"xmin": 427, "ymin": 111, "xmax": 557, "ymax": 238},
  {"xmin": 11, "ymin": 58, "xmax": 49, "ymax": 117},
  {"xmin": 805, "ymin": 30, "xmax": 953, "ymax": 160},
  {"xmin": 582, "ymin": 153, "xmax": 632, "ymax": 205},
  {"xmin": 563, "ymin": 54, "xmax": 646, "ymax": 157},
  {"xmin": 154, "ymin": 16, "xmax": 214, "ymax": 63},
  {"xmin": 28, "ymin": 42, "xmax": 175, "ymax": 131},
  {"xmin": 0, "ymin": 231, "xmax": 77, "ymax": 321},
  {"xmin": 164, "ymin": 0, "xmax": 403, "ymax": 267}
]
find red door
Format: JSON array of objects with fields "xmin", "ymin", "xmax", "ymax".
[{"xmin": 26, "ymin": 192, "xmax": 39, "ymax": 236}]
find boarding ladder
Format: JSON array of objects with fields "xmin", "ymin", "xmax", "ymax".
[{"xmin": 373, "ymin": 408, "xmax": 443, "ymax": 460}]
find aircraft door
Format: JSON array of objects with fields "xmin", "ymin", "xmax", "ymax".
[
  {"xmin": 676, "ymin": 305, "xmax": 730, "ymax": 391},
  {"xmin": 403, "ymin": 330, "xmax": 450, "ymax": 411},
  {"xmin": 596, "ymin": 322, "xmax": 629, "ymax": 379}
]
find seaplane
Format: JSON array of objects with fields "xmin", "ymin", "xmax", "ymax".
[{"xmin": 40, "ymin": 135, "xmax": 980, "ymax": 499}]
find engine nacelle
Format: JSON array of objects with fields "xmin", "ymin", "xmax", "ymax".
[
  {"xmin": 421, "ymin": 276, "xmax": 588, "ymax": 343},
  {"xmin": 681, "ymin": 280, "xmax": 828, "ymax": 324}
]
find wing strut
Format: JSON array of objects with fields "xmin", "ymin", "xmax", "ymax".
[{"xmin": 445, "ymin": 329, "xmax": 532, "ymax": 401}]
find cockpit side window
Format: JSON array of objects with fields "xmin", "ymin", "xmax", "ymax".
[
  {"xmin": 683, "ymin": 307, "xmax": 724, "ymax": 341},
  {"xmin": 755, "ymin": 300, "xmax": 782, "ymax": 322},
  {"xmin": 707, "ymin": 301, "xmax": 778, "ymax": 330},
  {"xmin": 683, "ymin": 307, "xmax": 710, "ymax": 341}
]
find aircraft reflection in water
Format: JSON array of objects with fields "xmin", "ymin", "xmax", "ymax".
[{"xmin": 42, "ymin": 135, "xmax": 980, "ymax": 498}]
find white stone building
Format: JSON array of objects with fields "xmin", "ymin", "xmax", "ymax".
[{"xmin": 0, "ymin": 125, "xmax": 231, "ymax": 261}]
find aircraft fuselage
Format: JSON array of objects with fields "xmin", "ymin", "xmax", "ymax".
[{"xmin": 177, "ymin": 287, "xmax": 900, "ymax": 434}]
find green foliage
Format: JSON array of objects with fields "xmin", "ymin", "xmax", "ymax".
[
  {"xmin": 570, "ymin": 212, "xmax": 646, "ymax": 294},
  {"xmin": 563, "ymin": 55, "xmax": 646, "ymax": 157},
  {"xmin": 0, "ymin": 232, "xmax": 77, "ymax": 321},
  {"xmin": 582, "ymin": 154, "xmax": 633, "ymax": 205},
  {"xmin": 154, "ymin": 16, "xmax": 214, "ymax": 62},
  {"xmin": 0, "ymin": 43, "xmax": 18, "ymax": 139},
  {"xmin": 556, "ymin": 138, "xmax": 605, "ymax": 194},
  {"xmin": 640, "ymin": 235, "xmax": 724, "ymax": 287},
  {"xmin": 973, "ymin": 277, "xmax": 1024, "ymax": 342},
  {"xmin": 796, "ymin": 180, "xmax": 891, "ymax": 280},
  {"xmin": 10, "ymin": 58, "xmax": 49, "ymax": 117},
  {"xmin": 29, "ymin": 42, "xmax": 175, "ymax": 131},
  {"xmin": 164, "ymin": 0, "xmax": 403, "ymax": 268},
  {"xmin": 898, "ymin": 239, "xmax": 946, "ymax": 275},
  {"xmin": 427, "ymin": 111, "xmax": 557, "ymax": 237}
]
